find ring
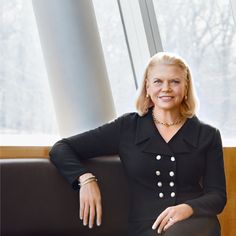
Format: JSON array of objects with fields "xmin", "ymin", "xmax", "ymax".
[{"xmin": 168, "ymin": 217, "xmax": 174, "ymax": 221}]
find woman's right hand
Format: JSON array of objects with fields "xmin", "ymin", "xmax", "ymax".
[{"xmin": 79, "ymin": 173, "xmax": 102, "ymax": 228}]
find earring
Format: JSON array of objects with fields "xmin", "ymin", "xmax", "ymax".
[
  {"xmin": 185, "ymin": 95, "xmax": 188, "ymax": 100},
  {"xmin": 146, "ymin": 94, "xmax": 149, "ymax": 98}
]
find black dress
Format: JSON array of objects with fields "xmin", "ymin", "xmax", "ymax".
[{"xmin": 50, "ymin": 109, "xmax": 226, "ymax": 235}]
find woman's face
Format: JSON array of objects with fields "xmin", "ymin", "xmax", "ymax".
[{"xmin": 146, "ymin": 64, "xmax": 187, "ymax": 112}]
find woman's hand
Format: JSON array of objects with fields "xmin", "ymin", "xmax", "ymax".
[
  {"xmin": 152, "ymin": 204, "xmax": 193, "ymax": 234},
  {"xmin": 79, "ymin": 173, "xmax": 102, "ymax": 228}
]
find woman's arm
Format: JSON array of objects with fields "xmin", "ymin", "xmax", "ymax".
[
  {"xmin": 184, "ymin": 129, "xmax": 227, "ymax": 216},
  {"xmin": 49, "ymin": 115, "xmax": 125, "ymax": 228},
  {"xmin": 49, "ymin": 115, "xmax": 124, "ymax": 189}
]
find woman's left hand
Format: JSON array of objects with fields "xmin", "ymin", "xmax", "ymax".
[{"xmin": 152, "ymin": 203, "xmax": 194, "ymax": 234}]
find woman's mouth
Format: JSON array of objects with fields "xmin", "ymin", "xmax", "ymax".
[{"xmin": 158, "ymin": 96, "xmax": 174, "ymax": 102}]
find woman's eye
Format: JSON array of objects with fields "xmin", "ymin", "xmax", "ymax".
[
  {"xmin": 171, "ymin": 80, "xmax": 180, "ymax": 84},
  {"xmin": 154, "ymin": 79, "xmax": 162, "ymax": 84}
]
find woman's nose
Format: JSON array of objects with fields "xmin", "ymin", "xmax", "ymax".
[{"xmin": 161, "ymin": 81, "xmax": 171, "ymax": 91}]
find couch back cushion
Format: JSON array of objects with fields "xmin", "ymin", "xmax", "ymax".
[{"xmin": 1, "ymin": 157, "xmax": 129, "ymax": 236}]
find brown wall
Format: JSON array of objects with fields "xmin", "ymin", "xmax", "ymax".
[{"xmin": 218, "ymin": 148, "xmax": 236, "ymax": 236}]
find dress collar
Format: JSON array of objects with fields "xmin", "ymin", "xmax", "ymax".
[{"xmin": 135, "ymin": 109, "xmax": 201, "ymax": 155}]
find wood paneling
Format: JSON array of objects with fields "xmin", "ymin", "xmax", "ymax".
[
  {"xmin": 0, "ymin": 146, "xmax": 50, "ymax": 158},
  {"xmin": 219, "ymin": 148, "xmax": 236, "ymax": 236}
]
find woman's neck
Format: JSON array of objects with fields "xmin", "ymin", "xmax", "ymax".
[{"xmin": 152, "ymin": 107, "xmax": 182, "ymax": 124}]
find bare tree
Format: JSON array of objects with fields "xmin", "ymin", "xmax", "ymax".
[{"xmin": 155, "ymin": 0, "xmax": 236, "ymax": 137}]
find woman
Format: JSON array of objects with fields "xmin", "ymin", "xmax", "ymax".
[{"xmin": 50, "ymin": 52, "xmax": 226, "ymax": 235}]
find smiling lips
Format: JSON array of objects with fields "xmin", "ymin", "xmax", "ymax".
[{"xmin": 158, "ymin": 96, "xmax": 174, "ymax": 102}]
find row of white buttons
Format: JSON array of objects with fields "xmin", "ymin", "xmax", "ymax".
[
  {"xmin": 156, "ymin": 171, "xmax": 175, "ymax": 177},
  {"xmin": 155, "ymin": 154, "xmax": 176, "ymax": 199},
  {"xmin": 157, "ymin": 181, "xmax": 175, "ymax": 187},
  {"xmin": 156, "ymin": 155, "xmax": 175, "ymax": 162},
  {"xmin": 159, "ymin": 192, "xmax": 176, "ymax": 198}
]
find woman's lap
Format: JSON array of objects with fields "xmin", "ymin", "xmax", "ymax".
[{"xmin": 127, "ymin": 216, "xmax": 220, "ymax": 236}]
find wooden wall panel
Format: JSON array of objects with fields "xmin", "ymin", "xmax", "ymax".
[
  {"xmin": 219, "ymin": 148, "xmax": 236, "ymax": 236},
  {"xmin": 0, "ymin": 146, "xmax": 50, "ymax": 158}
]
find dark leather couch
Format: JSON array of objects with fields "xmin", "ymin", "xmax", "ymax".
[{"xmin": 0, "ymin": 157, "xmax": 129, "ymax": 236}]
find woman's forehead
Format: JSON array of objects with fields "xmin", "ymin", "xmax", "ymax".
[{"xmin": 147, "ymin": 64, "xmax": 187, "ymax": 78}]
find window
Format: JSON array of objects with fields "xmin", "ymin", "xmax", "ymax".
[
  {"xmin": 0, "ymin": 0, "xmax": 58, "ymax": 145},
  {"xmin": 93, "ymin": 0, "xmax": 137, "ymax": 115},
  {"xmin": 1, "ymin": 0, "xmax": 235, "ymax": 146},
  {"xmin": 154, "ymin": 0, "xmax": 236, "ymax": 145}
]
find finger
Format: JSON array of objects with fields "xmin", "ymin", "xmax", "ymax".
[
  {"xmin": 80, "ymin": 199, "xmax": 85, "ymax": 220},
  {"xmin": 83, "ymin": 203, "xmax": 89, "ymax": 226},
  {"xmin": 152, "ymin": 219, "xmax": 159, "ymax": 230},
  {"xmin": 96, "ymin": 200, "xmax": 102, "ymax": 226},
  {"xmin": 89, "ymin": 202, "xmax": 95, "ymax": 228},
  {"xmin": 152, "ymin": 216, "xmax": 163, "ymax": 230},
  {"xmin": 157, "ymin": 216, "xmax": 170, "ymax": 234},
  {"xmin": 152, "ymin": 210, "xmax": 168, "ymax": 230},
  {"xmin": 163, "ymin": 218, "xmax": 176, "ymax": 232},
  {"xmin": 163, "ymin": 221, "xmax": 176, "ymax": 231}
]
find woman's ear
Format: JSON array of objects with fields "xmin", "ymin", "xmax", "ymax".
[
  {"xmin": 184, "ymin": 83, "xmax": 188, "ymax": 100},
  {"xmin": 184, "ymin": 79, "xmax": 189, "ymax": 93},
  {"xmin": 145, "ymin": 79, "xmax": 149, "ymax": 91}
]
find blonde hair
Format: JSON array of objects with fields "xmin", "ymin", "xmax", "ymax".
[{"xmin": 136, "ymin": 52, "xmax": 198, "ymax": 117}]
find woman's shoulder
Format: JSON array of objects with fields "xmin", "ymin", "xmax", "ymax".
[
  {"xmin": 111, "ymin": 111, "xmax": 143, "ymax": 131},
  {"xmin": 114, "ymin": 111, "xmax": 140, "ymax": 122},
  {"xmin": 190, "ymin": 115, "xmax": 221, "ymax": 137}
]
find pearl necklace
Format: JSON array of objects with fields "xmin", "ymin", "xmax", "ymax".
[{"xmin": 152, "ymin": 110, "xmax": 183, "ymax": 127}]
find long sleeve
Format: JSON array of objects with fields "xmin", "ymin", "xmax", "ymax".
[
  {"xmin": 49, "ymin": 115, "xmax": 124, "ymax": 190},
  {"xmin": 185, "ymin": 129, "xmax": 227, "ymax": 216}
]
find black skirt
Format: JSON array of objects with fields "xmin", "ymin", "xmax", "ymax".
[{"xmin": 127, "ymin": 216, "xmax": 221, "ymax": 236}]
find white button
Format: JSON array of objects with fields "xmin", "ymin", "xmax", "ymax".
[
  {"xmin": 156, "ymin": 155, "xmax": 161, "ymax": 160},
  {"xmin": 159, "ymin": 192, "xmax": 164, "ymax": 198},
  {"xmin": 171, "ymin": 192, "xmax": 175, "ymax": 197},
  {"xmin": 169, "ymin": 171, "xmax": 175, "ymax": 177},
  {"xmin": 171, "ymin": 156, "xmax": 175, "ymax": 161},
  {"xmin": 169, "ymin": 182, "xmax": 175, "ymax": 187},
  {"xmin": 157, "ymin": 181, "xmax": 162, "ymax": 187},
  {"xmin": 156, "ymin": 171, "xmax": 161, "ymax": 176}
]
